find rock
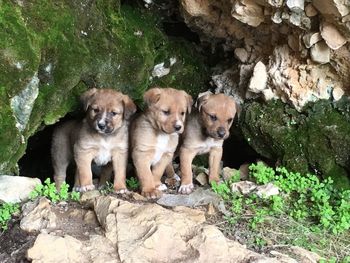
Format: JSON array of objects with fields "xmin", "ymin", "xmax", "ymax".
[
  {"xmin": 234, "ymin": 48, "xmax": 249, "ymax": 63},
  {"xmin": 93, "ymin": 195, "xmax": 280, "ymax": 262},
  {"xmin": 27, "ymin": 234, "xmax": 87, "ymax": 263},
  {"xmin": 286, "ymin": 0, "xmax": 305, "ymax": 11},
  {"xmin": 305, "ymin": 4, "xmax": 318, "ymax": 17},
  {"xmin": 289, "ymin": 246, "xmax": 323, "ymax": 263},
  {"xmin": 27, "ymin": 233, "xmax": 119, "ymax": 263},
  {"xmin": 248, "ymin": 61, "xmax": 268, "ymax": 93},
  {"xmin": 332, "ymin": 87, "xmax": 344, "ymax": 101},
  {"xmin": 80, "ymin": 190, "xmax": 101, "ymax": 203},
  {"xmin": 20, "ymin": 197, "xmax": 57, "ymax": 232},
  {"xmin": 156, "ymin": 188, "xmax": 221, "ymax": 208},
  {"xmin": 131, "ymin": 192, "xmax": 147, "ymax": 202},
  {"xmin": 231, "ymin": 181, "xmax": 257, "ymax": 195},
  {"xmin": 256, "ymin": 183, "xmax": 280, "ymax": 198},
  {"xmin": 196, "ymin": 172, "xmax": 209, "ymax": 186},
  {"xmin": 269, "ymin": 251, "xmax": 298, "ymax": 263},
  {"xmin": 207, "ymin": 203, "xmax": 216, "ymax": 215},
  {"xmin": 0, "ymin": 176, "xmax": 41, "ymax": 203},
  {"xmin": 231, "ymin": 1, "xmax": 265, "ymax": 27},
  {"xmin": 222, "ymin": 167, "xmax": 239, "ymax": 181},
  {"xmin": 83, "ymin": 210, "xmax": 98, "ymax": 225},
  {"xmin": 302, "ymin": 32, "xmax": 322, "ymax": 48},
  {"xmin": 310, "ymin": 41, "xmax": 330, "ymax": 64},
  {"xmin": 320, "ymin": 22, "xmax": 347, "ymax": 50}
]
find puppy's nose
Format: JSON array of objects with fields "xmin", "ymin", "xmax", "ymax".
[
  {"xmin": 217, "ymin": 127, "xmax": 226, "ymax": 138},
  {"xmin": 97, "ymin": 122, "xmax": 106, "ymax": 130},
  {"xmin": 174, "ymin": 124, "xmax": 182, "ymax": 131}
]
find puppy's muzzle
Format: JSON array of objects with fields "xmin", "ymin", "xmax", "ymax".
[
  {"xmin": 174, "ymin": 124, "xmax": 182, "ymax": 132},
  {"xmin": 96, "ymin": 119, "xmax": 114, "ymax": 134},
  {"xmin": 217, "ymin": 127, "xmax": 226, "ymax": 139}
]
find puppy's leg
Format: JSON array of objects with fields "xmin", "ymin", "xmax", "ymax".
[
  {"xmin": 165, "ymin": 163, "xmax": 180, "ymax": 188},
  {"xmin": 51, "ymin": 130, "xmax": 71, "ymax": 191},
  {"xmin": 75, "ymin": 152, "xmax": 95, "ymax": 192},
  {"xmin": 208, "ymin": 147, "xmax": 223, "ymax": 183},
  {"xmin": 99, "ymin": 163, "xmax": 113, "ymax": 188},
  {"xmin": 152, "ymin": 152, "xmax": 174, "ymax": 191},
  {"xmin": 133, "ymin": 151, "xmax": 162, "ymax": 199},
  {"xmin": 112, "ymin": 150, "xmax": 128, "ymax": 194},
  {"xmin": 179, "ymin": 147, "xmax": 197, "ymax": 194}
]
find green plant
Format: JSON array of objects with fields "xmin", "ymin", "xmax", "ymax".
[
  {"xmin": 126, "ymin": 177, "xmax": 140, "ymax": 191},
  {"xmin": 212, "ymin": 163, "xmax": 350, "ymax": 261},
  {"xmin": 0, "ymin": 203, "xmax": 19, "ymax": 231},
  {"xmin": 29, "ymin": 178, "xmax": 80, "ymax": 202}
]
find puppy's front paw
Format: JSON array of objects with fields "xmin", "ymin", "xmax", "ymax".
[
  {"xmin": 178, "ymin": 183, "xmax": 194, "ymax": 194},
  {"xmin": 156, "ymin": 184, "xmax": 168, "ymax": 191},
  {"xmin": 165, "ymin": 173, "xmax": 181, "ymax": 188},
  {"xmin": 74, "ymin": 184, "xmax": 96, "ymax": 192},
  {"xmin": 115, "ymin": 188, "xmax": 130, "ymax": 194},
  {"xmin": 141, "ymin": 188, "xmax": 163, "ymax": 199}
]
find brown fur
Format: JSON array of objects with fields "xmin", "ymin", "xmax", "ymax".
[
  {"xmin": 131, "ymin": 87, "xmax": 193, "ymax": 199},
  {"xmin": 51, "ymin": 88, "xmax": 136, "ymax": 192},
  {"xmin": 167, "ymin": 92, "xmax": 238, "ymax": 194}
]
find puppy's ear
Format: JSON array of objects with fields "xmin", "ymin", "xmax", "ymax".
[
  {"xmin": 144, "ymin": 87, "xmax": 162, "ymax": 106},
  {"xmin": 196, "ymin": 91, "xmax": 212, "ymax": 111},
  {"xmin": 81, "ymin": 88, "xmax": 98, "ymax": 111},
  {"xmin": 185, "ymin": 93, "xmax": 193, "ymax": 114},
  {"xmin": 122, "ymin": 95, "xmax": 137, "ymax": 120}
]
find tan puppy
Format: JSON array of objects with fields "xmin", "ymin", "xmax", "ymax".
[
  {"xmin": 131, "ymin": 87, "xmax": 193, "ymax": 199},
  {"xmin": 51, "ymin": 88, "xmax": 136, "ymax": 192},
  {"xmin": 168, "ymin": 92, "xmax": 238, "ymax": 194}
]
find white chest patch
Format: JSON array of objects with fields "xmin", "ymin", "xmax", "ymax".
[
  {"xmin": 94, "ymin": 139, "xmax": 113, "ymax": 165},
  {"xmin": 197, "ymin": 138, "xmax": 222, "ymax": 155},
  {"xmin": 151, "ymin": 134, "xmax": 170, "ymax": 166}
]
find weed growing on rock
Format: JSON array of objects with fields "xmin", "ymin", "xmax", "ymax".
[
  {"xmin": 0, "ymin": 203, "xmax": 19, "ymax": 231},
  {"xmin": 126, "ymin": 177, "xmax": 140, "ymax": 191},
  {"xmin": 29, "ymin": 178, "xmax": 80, "ymax": 202},
  {"xmin": 212, "ymin": 163, "xmax": 350, "ymax": 261}
]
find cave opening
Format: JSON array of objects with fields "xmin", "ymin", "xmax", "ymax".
[{"xmin": 17, "ymin": 0, "xmax": 264, "ymax": 184}]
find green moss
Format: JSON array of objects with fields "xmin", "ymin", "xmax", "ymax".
[
  {"xmin": 0, "ymin": 0, "xmax": 209, "ymax": 174},
  {"xmin": 241, "ymin": 99, "xmax": 350, "ymax": 189}
]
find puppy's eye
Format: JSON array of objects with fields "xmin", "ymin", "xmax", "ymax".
[
  {"xmin": 209, "ymin": 114, "xmax": 217, "ymax": 121},
  {"xmin": 227, "ymin": 118, "xmax": 233, "ymax": 123},
  {"xmin": 111, "ymin": 111, "xmax": 118, "ymax": 116},
  {"xmin": 93, "ymin": 108, "xmax": 99, "ymax": 113},
  {"xmin": 162, "ymin": 110, "xmax": 170, "ymax": 116},
  {"xmin": 181, "ymin": 112, "xmax": 185, "ymax": 116}
]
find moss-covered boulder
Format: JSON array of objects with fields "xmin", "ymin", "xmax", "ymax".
[
  {"xmin": 0, "ymin": 0, "xmax": 208, "ymax": 174},
  {"xmin": 240, "ymin": 99, "xmax": 350, "ymax": 189}
]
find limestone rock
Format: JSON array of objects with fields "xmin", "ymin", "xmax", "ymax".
[
  {"xmin": 222, "ymin": 166, "xmax": 239, "ymax": 181},
  {"xmin": 93, "ymin": 196, "xmax": 280, "ymax": 262},
  {"xmin": 248, "ymin": 61, "xmax": 268, "ymax": 93},
  {"xmin": 256, "ymin": 183, "xmax": 280, "ymax": 198},
  {"xmin": 305, "ymin": 4, "xmax": 318, "ymax": 17},
  {"xmin": 286, "ymin": 0, "xmax": 305, "ymax": 11},
  {"xmin": 332, "ymin": 87, "xmax": 344, "ymax": 101},
  {"xmin": 231, "ymin": 181, "xmax": 257, "ymax": 195},
  {"xmin": 234, "ymin": 48, "xmax": 249, "ymax": 63},
  {"xmin": 239, "ymin": 163, "xmax": 250, "ymax": 180},
  {"xmin": 320, "ymin": 22, "xmax": 347, "ymax": 50},
  {"xmin": 231, "ymin": 1, "xmax": 265, "ymax": 27},
  {"xmin": 303, "ymin": 32, "xmax": 322, "ymax": 48},
  {"xmin": 156, "ymin": 188, "xmax": 221, "ymax": 208},
  {"xmin": 27, "ymin": 234, "xmax": 88, "ymax": 263},
  {"xmin": 310, "ymin": 41, "xmax": 330, "ymax": 64},
  {"xmin": 196, "ymin": 172, "xmax": 209, "ymax": 186},
  {"xmin": 0, "ymin": 176, "xmax": 41, "ymax": 203},
  {"xmin": 289, "ymin": 246, "xmax": 323, "ymax": 263},
  {"xmin": 20, "ymin": 197, "xmax": 57, "ymax": 232}
]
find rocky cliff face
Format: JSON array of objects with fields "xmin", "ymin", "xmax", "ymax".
[
  {"xmin": 0, "ymin": 0, "xmax": 208, "ymax": 174},
  {"xmin": 179, "ymin": 0, "xmax": 350, "ymax": 187}
]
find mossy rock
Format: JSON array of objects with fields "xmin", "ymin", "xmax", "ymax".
[
  {"xmin": 240, "ymin": 99, "xmax": 350, "ymax": 189},
  {"xmin": 0, "ymin": 0, "xmax": 209, "ymax": 174}
]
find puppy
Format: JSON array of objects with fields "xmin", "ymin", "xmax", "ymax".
[
  {"xmin": 51, "ymin": 88, "xmax": 136, "ymax": 192},
  {"xmin": 168, "ymin": 92, "xmax": 238, "ymax": 194},
  {"xmin": 131, "ymin": 87, "xmax": 192, "ymax": 199}
]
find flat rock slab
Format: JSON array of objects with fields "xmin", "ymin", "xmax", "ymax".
[
  {"xmin": 156, "ymin": 188, "xmax": 221, "ymax": 208},
  {"xmin": 0, "ymin": 176, "xmax": 41, "ymax": 203}
]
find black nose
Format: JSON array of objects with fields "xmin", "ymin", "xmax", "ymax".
[
  {"xmin": 174, "ymin": 124, "xmax": 182, "ymax": 131},
  {"xmin": 98, "ymin": 123, "xmax": 106, "ymax": 130},
  {"xmin": 217, "ymin": 128, "xmax": 226, "ymax": 138}
]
